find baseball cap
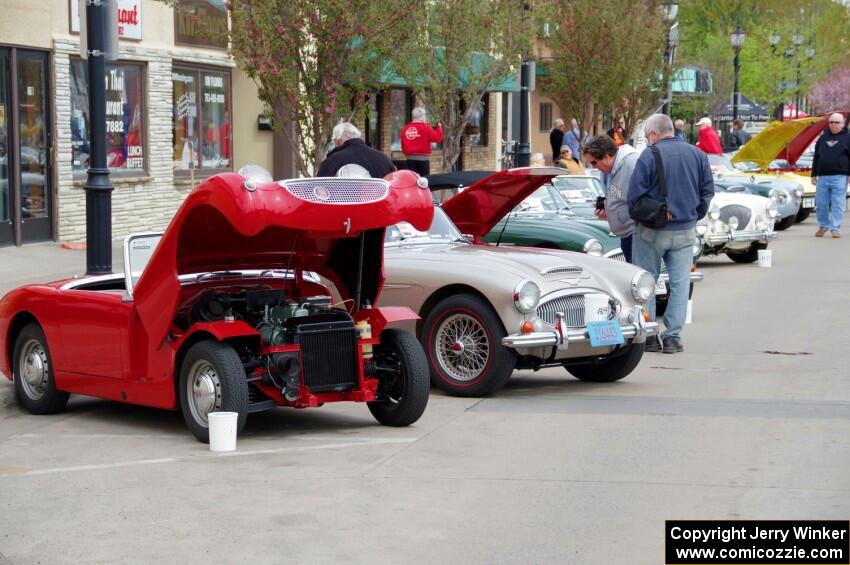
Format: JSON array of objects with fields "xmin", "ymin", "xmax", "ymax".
[{"xmin": 696, "ymin": 117, "xmax": 712, "ymax": 127}]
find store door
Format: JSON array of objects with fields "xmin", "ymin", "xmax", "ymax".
[{"xmin": 0, "ymin": 48, "xmax": 52, "ymax": 247}]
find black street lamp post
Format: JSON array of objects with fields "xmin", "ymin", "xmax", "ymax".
[
  {"xmin": 730, "ymin": 25, "xmax": 745, "ymax": 122},
  {"xmin": 793, "ymin": 31, "xmax": 804, "ymax": 118},
  {"xmin": 515, "ymin": 1, "xmax": 531, "ymax": 167},
  {"xmin": 84, "ymin": 0, "xmax": 115, "ymax": 275}
]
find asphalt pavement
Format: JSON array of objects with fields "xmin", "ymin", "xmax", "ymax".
[{"xmin": 0, "ymin": 218, "xmax": 848, "ymax": 565}]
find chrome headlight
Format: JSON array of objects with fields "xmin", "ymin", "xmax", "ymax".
[
  {"xmin": 769, "ymin": 188, "xmax": 788, "ymax": 204},
  {"xmin": 692, "ymin": 237, "xmax": 703, "ymax": 257},
  {"xmin": 583, "ymin": 238, "xmax": 603, "ymax": 256},
  {"xmin": 631, "ymin": 271, "xmax": 655, "ymax": 304},
  {"xmin": 513, "ymin": 280, "xmax": 541, "ymax": 313},
  {"xmin": 709, "ymin": 205, "xmax": 720, "ymax": 221},
  {"xmin": 794, "ymin": 185, "xmax": 804, "ymax": 199},
  {"xmin": 728, "ymin": 216, "xmax": 739, "ymax": 230},
  {"xmin": 695, "ymin": 223, "xmax": 708, "ymax": 236},
  {"xmin": 766, "ymin": 199, "xmax": 779, "ymax": 218}
]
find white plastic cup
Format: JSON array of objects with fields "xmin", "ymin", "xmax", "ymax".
[
  {"xmin": 208, "ymin": 411, "xmax": 238, "ymax": 452},
  {"xmin": 757, "ymin": 249, "xmax": 773, "ymax": 268},
  {"xmin": 685, "ymin": 299, "xmax": 693, "ymax": 325}
]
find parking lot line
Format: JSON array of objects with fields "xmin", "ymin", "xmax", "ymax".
[{"xmin": 1, "ymin": 437, "xmax": 417, "ymax": 478}]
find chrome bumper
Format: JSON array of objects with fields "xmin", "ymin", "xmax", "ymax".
[
  {"xmin": 502, "ymin": 305, "xmax": 659, "ymax": 350},
  {"xmin": 704, "ymin": 229, "xmax": 776, "ymax": 246},
  {"xmin": 659, "ymin": 271, "xmax": 704, "ymax": 284}
]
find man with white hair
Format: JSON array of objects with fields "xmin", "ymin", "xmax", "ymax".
[
  {"xmin": 550, "ymin": 118, "xmax": 566, "ymax": 163},
  {"xmin": 401, "ymin": 107, "xmax": 443, "ymax": 176},
  {"xmin": 317, "ymin": 121, "xmax": 395, "ymax": 178},
  {"xmin": 628, "ymin": 114, "xmax": 714, "ymax": 353},
  {"xmin": 811, "ymin": 112, "xmax": 850, "ymax": 238}
]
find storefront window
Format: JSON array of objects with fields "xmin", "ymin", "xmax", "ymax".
[
  {"xmin": 389, "ymin": 89, "xmax": 409, "ymax": 152},
  {"xmin": 70, "ymin": 61, "xmax": 145, "ymax": 174},
  {"xmin": 364, "ymin": 92, "xmax": 381, "ymax": 149},
  {"xmin": 172, "ymin": 66, "xmax": 231, "ymax": 172}
]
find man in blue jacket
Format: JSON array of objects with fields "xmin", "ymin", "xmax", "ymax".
[{"xmin": 628, "ymin": 114, "xmax": 714, "ymax": 353}]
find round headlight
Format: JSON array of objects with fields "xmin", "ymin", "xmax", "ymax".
[
  {"xmin": 692, "ymin": 238, "xmax": 703, "ymax": 257},
  {"xmin": 728, "ymin": 216, "xmax": 739, "ymax": 230},
  {"xmin": 695, "ymin": 223, "xmax": 708, "ymax": 236},
  {"xmin": 709, "ymin": 206, "xmax": 720, "ymax": 221},
  {"xmin": 794, "ymin": 185, "xmax": 804, "ymax": 199},
  {"xmin": 513, "ymin": 280, "xmax": 541, "ymax": 313},
  {"xmin": 631, "ymin": 271, "xmax": 655, "ymax": 304},
  {"xmin": 766, "ymin": 199, "xmax": 779, "ymax": 218},
  {"xmin": 769, "ymin": 189, "xmax": 788, "ymax": 204},
  {"xmin": 583, "ymin": 238, "xmax": 604, "ymax": 256}
]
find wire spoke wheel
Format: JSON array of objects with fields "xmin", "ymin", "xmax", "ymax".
[{"xmin": 435, "ymin": 313, "xmax": 491, "ymax": 382}]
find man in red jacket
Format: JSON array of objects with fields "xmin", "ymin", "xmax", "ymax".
[
  {"xmin": 401, "ymin": 107, "xmax": 443, "ymax": 176},
  {"xmin": 694, "ymin": 117, "xmax": 723, "ymax": 155}
]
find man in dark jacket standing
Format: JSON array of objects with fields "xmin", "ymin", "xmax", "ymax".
[
  {"xmin": 628, "ymin": 114, "xmax": 714, "ymax": 353},
  {"xmin": 317, "ymin": 122, "xmax": 395, "ymax": 178},
  {"xmin": 811, "ymin": 112, "xmax": 850, "ymax": 238},
  {"xmin": 549, "ymin": 119, "xmax": 566, "ymax": 164}
]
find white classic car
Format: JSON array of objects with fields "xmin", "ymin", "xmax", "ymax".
[
  {"xmin": 380, "ymin": 169, "xmax": 660, "ymax": 397},
  {"xmin": 696, "ymin": 191, "xmax": 779, "ymax": 262}
]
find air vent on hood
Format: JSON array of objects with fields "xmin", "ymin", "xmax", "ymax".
[
  {"xmin": 541, "ymin": 265, "xmax": 583, "ymax": 276},
  {"xmin": 280, "ymin": 178, "xmax": 389, "ymax": 204}
]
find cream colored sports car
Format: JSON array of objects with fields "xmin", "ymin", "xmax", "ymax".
[{"xmin": 380, "ymin": 168, "xmax": 660, "ymax": 397}]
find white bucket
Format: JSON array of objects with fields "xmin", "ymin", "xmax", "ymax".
[
  {"xmin": 208, "ymin": 411, "xmax": 238, "ymax": 452},
  {"xmin": 685, "ymin": 300, "xmax": 693, "ymax": 325},
  {"xmin": 757, "ymin": 249, "xmax": 773, "ymax": 268}
]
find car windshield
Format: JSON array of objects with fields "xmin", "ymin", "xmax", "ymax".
[
  {"xmin": 385, "ymin": 207, "xmax": 465, "ymax": 245},
  {"xmin": 707, "ymin": 154, "xmax": 736, "ymax": 172},
  {"xmin": 733, "ymin": 160, "xmax": 761, "ymax": 172},
  {"xmin": 516, "ymin": 185, "xmax": 569, "ymax": 213},
  {"xmin": 551, "ymin": 176, "xmax": 605, "ymax": 204}
]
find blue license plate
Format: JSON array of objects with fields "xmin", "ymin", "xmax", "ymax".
[{"xmin": 587, "ymin": 320, "xmax": 625, "ymax": 347}]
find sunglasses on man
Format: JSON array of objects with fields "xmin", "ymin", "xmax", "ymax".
[{"xmin": 829, "ymin": 121, "xmax": 844, "ymax": 124}]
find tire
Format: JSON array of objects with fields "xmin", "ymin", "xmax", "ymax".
[
  {"xmin": 12, "ymin": 322, "xmax": 69, "ymax": 414},
  {"xmin": 368, "ymin": 329, "xmax": 430, "ymax": 427},
  {"xmin": 775, "ymin": 214, "xmax": 796, "ymax": 231},
  {"xmin": 421, "ymin": 294, "xmax": 516, "ymax": 397},
  {"xmin": 795, "ymin": 208, "xmax": 811, "ymax": 222},
  {"xmin": 565, "ymin": 341, "xmax": 645, "ymax": 383},
  {"xmin": 727, "ymin": 242, "xmax": 766, "ymax": 264},
  {"xmin": 178, "ymin": 340, "xmax": 248, "ymax": 443}
]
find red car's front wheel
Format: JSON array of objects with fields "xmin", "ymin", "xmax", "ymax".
[{"xmin": 178, "ymin": 340, "xmax": 248, "ymax": 443}]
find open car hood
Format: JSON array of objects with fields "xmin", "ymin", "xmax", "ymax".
[
  {"xmin": 731, "ymin": 114, "xmax": 849, "ymax": 169},
  {"xmin": 440, "ymin": 168, "xmax": 565, "ymax": 238},
  {"xmin": 133, "ymin": 171, "xmax": 433, "ymax": 344}
]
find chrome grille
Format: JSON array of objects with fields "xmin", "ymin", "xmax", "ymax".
[
  {"xmin": 541, "ymin": 265, "xmax": 583, "ymax": 276},
  {"xmin": 280, "ymin": 179, "xmax": 390, "ymax": 204},
  {"xmin": 719, "ymin": 204, "xmax": 751, "ymax": 228},
  {"xmin": 606, "ymin": 251, "xmax": 626, "ymax": 262},
  {"xmin": 537, "ymin": 294, "xmax": 585, "ymax": 327}
]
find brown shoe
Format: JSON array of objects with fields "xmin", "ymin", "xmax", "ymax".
[
  {"xmin": 833, "ymin": 231, "xmax": 842, "ymax": 238},
  {"xmin": 815, "ymin": 228, "xmax": 827, "ymax": 237}
]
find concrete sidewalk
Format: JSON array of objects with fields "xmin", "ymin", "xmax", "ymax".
[{"xmin": 0, "ymin": 240, "xmax": 125, "ymax": 296}]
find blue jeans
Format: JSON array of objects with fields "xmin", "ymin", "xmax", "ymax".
[
  {"xmin": 632, "ymin": 224, "xmax": 694, "ymax": 340},
  {"xmin": 816, "ymin": 175, "xmax": 847, "ymax": 232},
  {"xmin": 620, "ymin": 233, "xmax": 633, "ymax": 263}
]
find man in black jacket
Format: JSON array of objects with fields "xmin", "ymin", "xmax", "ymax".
[
  {"xmin": 317, "ymin": 122, "xmax": 395, "ymax": 178},
  {"xmin": 812, "ymin": 113, "xmax": 850, "ymax": 238}
]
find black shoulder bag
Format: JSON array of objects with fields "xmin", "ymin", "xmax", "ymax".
[{"xmin": 629, "ymin": 145, "xmax": 668, "ymax": 228}]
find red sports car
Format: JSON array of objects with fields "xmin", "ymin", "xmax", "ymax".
[{"xmin": 0, "ymin": 170, "xmax": 435, "ymax": 442}]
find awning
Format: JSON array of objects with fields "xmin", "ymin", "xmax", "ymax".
[
  {"xmin": 712, "ymin": 94, "xmax": 769, "ymax": 122},
  {"xmin": 379, "ymin": 48, "xmax": 519, "ymax": 92}
]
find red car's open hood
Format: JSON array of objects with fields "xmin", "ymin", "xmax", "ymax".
[
  {"xmin": 133, "ymin": 171, "xmax": 433, "ymax": 344},
  {"xmin": 440, "ymin": 168, "xmax": 566, "ymax": 238}
]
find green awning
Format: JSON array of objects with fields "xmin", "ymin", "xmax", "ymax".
[{"xmin": 378, "ymin": 48, "xmax": 519, "ymax": 92}]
